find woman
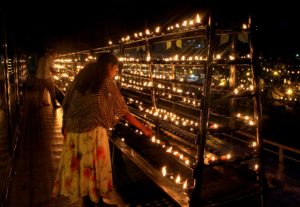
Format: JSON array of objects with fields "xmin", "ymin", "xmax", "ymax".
[{"xmin": 52, "ymin": 52, "xmax": 153, "ymax": 207}]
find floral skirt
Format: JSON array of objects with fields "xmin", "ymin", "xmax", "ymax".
[{"xmin": 52, "ymin": 126, "xmax": 113, "ymax": 203}]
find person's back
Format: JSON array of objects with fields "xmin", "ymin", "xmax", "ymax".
[
  {"xmin": 35, "ymin": 50, "xmax": 60, "ymax": 109},
  {"xmin": 0, "ymin": 59, "xmax": 5, "ymax": 109},
  {"xmin": 36, "ymin": 54, "xmax": 54, "ymax": 80}
]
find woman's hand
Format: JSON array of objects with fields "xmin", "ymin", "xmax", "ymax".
[
  {"xmin": 141, "ymin": 126, "xmax": 154, "ymax": 138},
  {"xmin": 123, "ymin": 113, "xmax": 154, "ymax": 137}
]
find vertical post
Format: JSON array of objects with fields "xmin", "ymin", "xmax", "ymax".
[
  {"xmin": 278, "ymin": 147, "xmax": 285, "ymax": 180},
  {"xmin": 146, "ymin": 38, "xmax": 159, "ymax": 134},
  {"xmin": 171, "ymin": 64, "xmax": 175, "ymax": 111},
  {"xmin": 2, "ymin": 14, "xmax": 12, "ymax": 155},
  {"xmin": 146, "ymin": 38, "xmax": 157, "ymax": 110},
  {"xmin": 229, "ymin": 34, "xmax": 237, "ymax": 130},
  {"xmin": 248, "ymin": 14, "xmax": 266, "ymax": 207},
  {"xmin": 190, "ymin": 13, "xmax": 215, "ymax": 207},
  {"xmin": 13, "ymin": 40, "xmax": 19, "ymax": 106},
  {"xmin": 117, "ymin": 44, "xmax": 124, "ymax": 89}
]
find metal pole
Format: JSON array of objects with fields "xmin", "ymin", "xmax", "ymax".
[
  {"xmin": 229, "ymin": 34, "xmax": 237, "ymax": 130},
  {"xmin": 248, "ymin": 14, "xmax": 266, "ymax": 207},
  {"xmin": 190, "ymin": 13, "xmax": 215, "ymax": 207},
  {"xmin": 2, "ymin": 13, "xmax": 12, "ymax": 155},
  {"xmin": 146, "ymin": 38, "xmax": 157, "ymax": 110}
]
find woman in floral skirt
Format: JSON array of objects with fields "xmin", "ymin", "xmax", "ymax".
[{"xmin": 52, "ymin": 52, "xmax": 153, "ymax": 207}]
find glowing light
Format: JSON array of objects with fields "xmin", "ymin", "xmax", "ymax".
[
  {"xmin": 254, "ymin": 164, "xmax": 259, "ymax": 170},
  {"xmin": 252, "ymin": 142, "xmax": 257, "ymax": 147},
  {"xmin": 212, "ymin": 123, "xmax": 219, "ymax": 129},
  {"xmin": 155, "ymin": 26, "xmax": 161, "ymax": 33},
  {"xmin": 166, "ymin": 146, "xmax": 173, "ymax": 153},
  {"xmin": 108, "ymin": 41, "xmax": 113, "ymax": 45},
  {"xmin": 175, "ymin": 175, "xmax": 181, "ymax": 184},
  {"xmin": 242, "ymin": 23, "xmax": 248, "ymax": 29},
  {"xmin": 185, "ymin": 159, "xmax": 190, "ymax": 165},
  {"xmin": 162, "ymin": 166, "xmax": 167, "ymax": 176},
  {"xmin": 174, "ymin": 54, "xmax": 179, "ymax": 61},
  {"xmin": 183, "ymin": 180, "xmax": 188, "ymax": 189},
  {"xmin": 196, "ymin": 14, "xmax": 201, "ymax": 23},
  {"xmin": 286, "ymin": 88, "xmax": 293, "ymax": 95},
  {"xmin": 234, "ymin": 88, "xmax": 239, "ymax": 95}
]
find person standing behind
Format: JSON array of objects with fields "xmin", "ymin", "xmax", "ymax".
[
  {"xmin": 52, "ymin": 52, "xmax": 154, "ymax": 207},
  {"xmin": 0, "ymin": 57, "xmax": 5, "ymax": 109},
  {"xmin": 36, "ymin": 49, "xmax": 60, "ymax": 109}
]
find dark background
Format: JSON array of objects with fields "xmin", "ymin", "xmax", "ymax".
[{"xmin": 1, "ymin": 0, "xmax": 300, "ymax": 59}]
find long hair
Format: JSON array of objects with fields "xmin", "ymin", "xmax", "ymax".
[{"xmin": 75, "ymin": 52, "xmax": 119, "ymax": 95}]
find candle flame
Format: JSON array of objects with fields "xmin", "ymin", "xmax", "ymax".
[
  {"xmin": 234, "ymin": 88, "xmax": 239, "ymax": 95},
  {"xmin": 162, "ymin": 166, "xmax": 167, "ymax": 176},
  {"xmin": 175, "ymin": 174, "xmax": 181, "ymax": 183},
  {"xmin": 185, "ymin": 159, "xmax": 190, "ymax": 165},
  {"xmin": 196, "ymin": 14, "xmax": 201, "ymax": 23},
  {"xmin": 183, "ymin": 180, "xmax": 188, "ymax": 189},
  {"xmin": 166, "ymin": 146, "xmax": 173, "ymax": 153}
]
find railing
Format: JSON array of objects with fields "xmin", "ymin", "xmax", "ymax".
[
  {"xmin": 264, "ymin": 139, "xmax": 300, "ymax": 164},
  {"xmin": 237, "ymin": 130, "xmax": 300, "ymax": 165}
]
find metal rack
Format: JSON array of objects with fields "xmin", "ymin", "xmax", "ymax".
[{"xmin": 54, "ymin": 11, "xmax": 265, "ymax": 207}]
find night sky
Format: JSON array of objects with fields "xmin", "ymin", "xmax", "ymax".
[{"xmin": 1, "ymin": 0, "xmax": 300, "ymax": 58}]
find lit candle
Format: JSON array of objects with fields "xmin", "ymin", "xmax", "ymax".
[
  {"xmin": 175, "ymin": 174, "xmax": 181, "ymax": 184},
  {"xmin": 183, "ymin": 179, "xmax": 188, "ymax": 189},
  {"xmin": 162, "ymin": 166, "xmax": 167, "ymax": 176}
]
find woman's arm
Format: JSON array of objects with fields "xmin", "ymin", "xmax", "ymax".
[{"xmin": 123, "ymin": 113, "xmax": 154, "ymax": 137}]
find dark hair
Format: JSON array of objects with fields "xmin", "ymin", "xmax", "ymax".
[{"xmin": 75, "ymin": 52, "xmax": 119, "ymax": 95}]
